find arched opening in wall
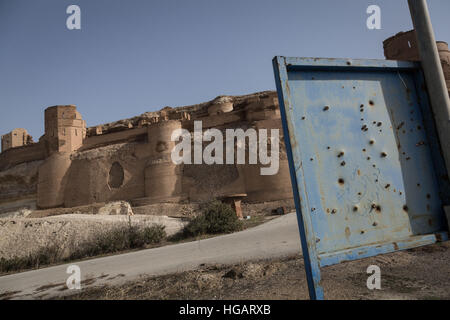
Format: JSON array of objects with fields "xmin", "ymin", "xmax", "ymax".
[{"xmin": 108, "ymin": 162, "xmax": 124, "ymax": 189}]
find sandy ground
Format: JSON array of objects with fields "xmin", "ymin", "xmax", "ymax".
[{"xmin": 57, "ymin": 241, "xmax": 450, "ymax": 300}]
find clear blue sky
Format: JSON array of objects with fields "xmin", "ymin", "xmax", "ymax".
[{"xmin": 1, "ymin": 0, "xmax": 450, "ymax": 139}]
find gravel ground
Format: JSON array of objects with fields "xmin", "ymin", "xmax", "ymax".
[{"xmin": 58, "ymin": 241, "xmax": 450, "ymax": 300}]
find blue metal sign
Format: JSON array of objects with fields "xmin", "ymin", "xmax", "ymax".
[{"xmin": 273, "ymin": 57, "xmax": 449, "ymax": 299}]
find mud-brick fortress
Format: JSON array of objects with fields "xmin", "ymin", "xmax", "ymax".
[
  {"xmin": 0, "ymin": 91, "xmax": 293, "ymax": 213},
  {"xmin": 1, "ymin": 31, "xmax": 450, "ymax": 214}
]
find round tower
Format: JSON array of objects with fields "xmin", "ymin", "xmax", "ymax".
[
  {"xmin": 37, "ymin": 105, "xmax": 85, "ymax": 208},
  {"xmin": 37, "ymin": 152, "xmax": 72, "ymax": 208},
  {"xmin": 144, "ymin": 120, "xmax": 185, "ymax": 203}
]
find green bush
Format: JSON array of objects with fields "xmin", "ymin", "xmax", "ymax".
[
  {"xmin": 0, "ymin": 244, "xmax": 63, "ymax": 273},
  {"xmin": 129, "ymin": 224, "xmax": 166, "ymax": 248},
  {"xmin": 182, "ymin": 200, "xmax": 243, "ymax": 238}
]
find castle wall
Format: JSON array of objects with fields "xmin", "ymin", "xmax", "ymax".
[
  {"xmin": 64, "ymin": 143, "xmax": 147, "ymax": 207},
  {"xmin": 0, "ymin": 160, "xmax": 42, "ymax": 206},
  {"xmin": 80, "ymin": 127, "xmax": 147, "ymax": 151},
  {"xmin": 0, "ymin": 142, "xmax": 46, "ymax": 171},
  {"xmin": 241, "ymin": 160, "xmax": 292, "ymax": 202},
  {"xmin": 183, "ymin": 163, "xmax": 246, "ymax": 202},
  {"xmin": 0, "ymin": 92, "xmax": 295, "ymax": 211}
]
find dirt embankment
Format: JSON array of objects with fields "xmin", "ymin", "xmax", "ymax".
[
  {"xmin": 0, "ymin": 198, "xmax": 289, "ymax": 264},
  {"xmin": 0, "ymin": 202, "xmax": 187, "ymax": 261}
]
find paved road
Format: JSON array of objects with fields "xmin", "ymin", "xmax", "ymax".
[{"xmin": 0, "ymin": 213, "xmax": 301, "ymax": 299}]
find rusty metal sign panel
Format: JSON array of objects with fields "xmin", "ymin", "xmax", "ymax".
[{"xmin": 273, "ymin": 57, "xmax": 449, "ymax": 299}]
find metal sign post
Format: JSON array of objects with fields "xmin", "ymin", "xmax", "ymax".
[{"xmin": 408, "ymin": 0, "xmax": 450, "ymax": 230}]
